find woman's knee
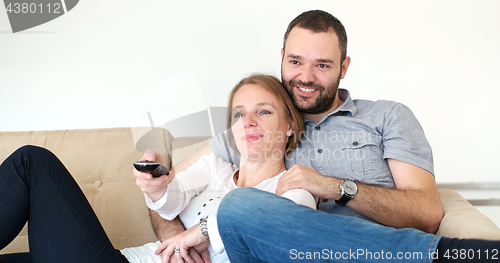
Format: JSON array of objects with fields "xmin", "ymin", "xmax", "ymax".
[
  {"xmin": 220, "ymin": 188, "xmax": 268, "ymax": 214},
  {"xmin": 13, "ymin": 145, "xmax": 52, "ymax": 157},
  {"xmin": 218, "ymin": 188, "xmax": 283, "ymax": 227},
  {"xmin": 217, "ymin": 188, "xmax": 267, "ymax": 235},
  {"xmin": 6, "ymin": 145, "xmax": 63, "ymax": 177}
]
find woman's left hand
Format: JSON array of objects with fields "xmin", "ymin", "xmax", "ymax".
[{"xmin": 156, "ymin": 223, "xmax": 211, "ymax": 263}]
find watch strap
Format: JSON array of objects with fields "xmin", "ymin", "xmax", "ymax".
[
  {"xmin": 335, "ymin": 195, "xmax": 352, "ymax": 206},
  {"xmin": 200, "ymin": 215, "xmax": 210, "ymax": 239}
]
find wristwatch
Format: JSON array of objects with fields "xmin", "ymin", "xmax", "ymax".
[
  {"xmin": 335, "ymin": 179, "xmax": 358, "ymax": 206},
  {"xmin": 199, "ymin": 215, "xmax": 210, "ymax": 240}
]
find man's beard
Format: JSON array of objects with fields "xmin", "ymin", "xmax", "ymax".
[{"xmin": 282, "ymin": 71, "xmax": 342, "ymax": 115}]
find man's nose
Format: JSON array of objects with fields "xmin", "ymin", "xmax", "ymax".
[{"xmin": 299, "ymin": 65, "xmax": 315, "ymax": 83}]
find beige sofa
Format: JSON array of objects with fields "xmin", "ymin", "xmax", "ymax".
[{"xmin": 1, "ymin": 127, "xmax": 499, "ymax": 255}]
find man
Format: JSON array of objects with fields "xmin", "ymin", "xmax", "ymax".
[{"xmin": 139, "ymin": 9, "xmax": 443, "ymax": 262}]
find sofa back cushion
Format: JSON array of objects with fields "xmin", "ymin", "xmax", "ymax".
[{"xmin": 0, "ymin": 128, "xmax": 172, "ymax": 254}]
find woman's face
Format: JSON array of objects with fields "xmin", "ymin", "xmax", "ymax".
[{"xmin": 230, "ymin": 84, "xmax": 292, "ymax": 161}]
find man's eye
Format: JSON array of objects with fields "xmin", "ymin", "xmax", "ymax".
[
  {"xmin": 290, "ymin": 60, "xmax": 299, "ymax": 65},
  {"xmin": 318, "ymin": 64, "xmax": 328, "ymax": 68}
]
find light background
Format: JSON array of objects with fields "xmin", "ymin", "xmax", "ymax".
[{"xmin": 1, "ymin": 0, "xmax": 499, "ymax": 223}]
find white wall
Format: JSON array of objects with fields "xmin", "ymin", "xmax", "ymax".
[{"xmin": 1, "ymin": 0, "xmax": 500, "ymax": 186}]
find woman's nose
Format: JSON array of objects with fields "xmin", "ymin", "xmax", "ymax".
[{"xmin": 243, "ymin": 115, "xmax": 257, "ymax": 128}]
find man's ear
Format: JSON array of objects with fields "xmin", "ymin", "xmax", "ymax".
[
  {"xmin": 281, "ymin": 48, "xmax": 284, "ymax": 60},
  {"xmin": 340, "ymin": 56, "xmax": 351, "ymax": 79}
]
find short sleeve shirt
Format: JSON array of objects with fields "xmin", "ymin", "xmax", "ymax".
[{"xmin": 210, "ymin": 89, "xmax": 434, "ymax": 223}]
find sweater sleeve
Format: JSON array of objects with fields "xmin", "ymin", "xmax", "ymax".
[
  {"xmin": 281, "ymin": 189, "xmax": 317, "ymax": 210},
  {"xmin": 144, "ymin": 154, "xmax": 217, "ymax": 220},
  {"xmin": 206, "ymin": 214, "xmax": 224, "ymax": 254}
]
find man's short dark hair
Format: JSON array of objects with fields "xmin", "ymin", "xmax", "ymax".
[{"xmin": 283, "ymin": 10, "xmax": 348, "ymax": 62}]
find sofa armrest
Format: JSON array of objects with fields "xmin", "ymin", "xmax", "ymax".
[{"xmin": 436, "ymin": 189, "xmax": 500, "ymax": 240}]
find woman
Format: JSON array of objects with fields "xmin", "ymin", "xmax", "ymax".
[
  {"xmin": 0, "ymin": 74, "xmax": 315, "ymax": 263},
  {"xmin": 126, "ymin": 74, "xmax": 316, "ymax": 263}
]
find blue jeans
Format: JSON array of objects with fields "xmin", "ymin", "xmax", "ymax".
[
  {"xmin": 0, "ymin": 146, "xmax": 126, "ymax": 263},
  {"xmin": 217, "ymin": 188, "xmax": 442, "ymax": 262}
]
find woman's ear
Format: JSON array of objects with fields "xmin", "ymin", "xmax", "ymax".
[{"xmin": 287, "ymin": 121, "xmax": 296, "ymax": 136}]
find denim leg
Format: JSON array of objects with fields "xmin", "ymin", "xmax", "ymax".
[
  {"xmin": 217, "ymin": 188, "xmax": 442, "ymax": 263},
  {"xmin": 0, "ymin": 145, "xmax": 123, "ymax": 263}
]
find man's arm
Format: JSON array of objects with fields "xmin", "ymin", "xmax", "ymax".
[
  {"xmin": 150, "ymin": 209, "xmax": 185, "ymax": 241},
  {"xmin": 349, "ymin": 159, "xmax": 443, "ymax": 233},
  {"xmin": 276, "ymin": 159, "xmax": 443, "ymax": 233}
]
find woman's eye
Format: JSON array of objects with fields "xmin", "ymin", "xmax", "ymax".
[
  {"xmin": 234, "ymin": 112, "xmax": 244, "ymax": 118},
  {"xmin": 259, "ymin": 110, "xmax": 271, "ymax": 115}
]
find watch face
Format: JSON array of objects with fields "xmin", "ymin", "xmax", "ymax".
[{"xmin": 342, "ymin": 180, "xmax": 358, "ymax": 195}]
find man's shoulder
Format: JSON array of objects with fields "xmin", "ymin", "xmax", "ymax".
[
  {"xmin": 353, "ymin": 98, "xmax": 402, "ymax": 107},
  {"xmin": 352, "ymin": 98, "xmax": 407, "ymax": 114}
]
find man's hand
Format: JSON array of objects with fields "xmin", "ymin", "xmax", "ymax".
[
  {"xmin": 276, "ymin": 164, "xmax": 340, "ymax": 199},
  {"xmin": 155, "ymin": 224, "xmax": 211, "ymax": 263}
]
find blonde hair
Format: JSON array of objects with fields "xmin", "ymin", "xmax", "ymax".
[{"xmin": 227, "ymin": 74, "xmax": 303, "ymax": 155}]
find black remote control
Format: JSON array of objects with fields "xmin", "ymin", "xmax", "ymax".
[{"xmin": 133, "ymin": 160, "xmax": 170, "ymax": 178}]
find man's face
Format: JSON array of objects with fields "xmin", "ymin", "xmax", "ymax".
[{"xmin": 281, "ymin": 27, "xmax": 350, "ymax": 117}]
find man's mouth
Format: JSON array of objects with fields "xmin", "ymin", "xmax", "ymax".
[
  {"xmin": 298, "ymin": 87, "xmax": 316, "ymax": 93},
  {"xmin": 296, "ymin": 86, "xmax": 319, "ymax": 97}
]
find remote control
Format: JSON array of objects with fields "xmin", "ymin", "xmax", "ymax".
[{"xmin": 133, "ymin": 160, "xmax": 170, "ymax": 178}]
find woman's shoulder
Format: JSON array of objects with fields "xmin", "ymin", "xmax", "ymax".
[{"xmin": 194, "ymin": 153, "xmax": 238, "ymax": 181}]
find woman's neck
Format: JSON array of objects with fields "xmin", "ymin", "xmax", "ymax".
[{"xmin": 234, "ymin": 157, "xmax": 286, "ymax": 187}]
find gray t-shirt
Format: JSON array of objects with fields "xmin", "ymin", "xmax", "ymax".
[{"xmin": 210, "ymin": 89, "xmax": 434, "ymax": 223}]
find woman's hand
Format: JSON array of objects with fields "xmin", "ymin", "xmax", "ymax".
[
  {"xmin": 166, "ymin": 248, "xmax": 211, "ymax": 263},
  {"xmin": 134, "ymin": 153, "xmax": 175, "ymax": 202},
  {"xmin": 156, "ymin": 223, "xmax": 211, "ymax": 263}
]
